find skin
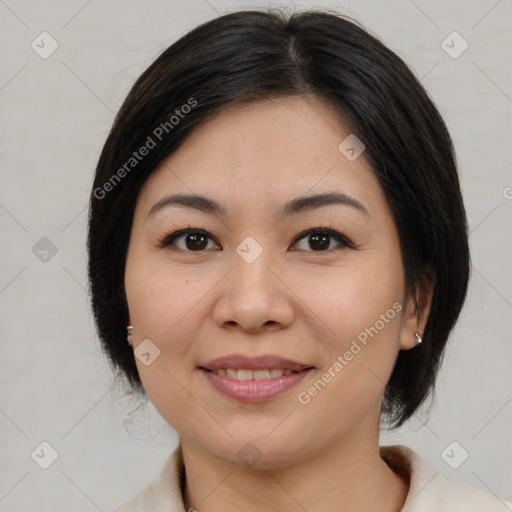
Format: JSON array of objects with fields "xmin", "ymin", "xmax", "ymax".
[{"xmin": 124, "ymin": 95, "xmax": 433, "ymax": 512}]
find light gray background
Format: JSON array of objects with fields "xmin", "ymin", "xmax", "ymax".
[{"xmin": 0, "ymin": 0, "xmax": 511, "ymax": 510}]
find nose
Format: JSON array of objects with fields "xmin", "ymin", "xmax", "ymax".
[{"xmin": 212, "ymin": 244, "xmax": 295, "ymax": 334}]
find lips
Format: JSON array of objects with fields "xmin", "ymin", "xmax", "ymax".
[
  {"xmin": 199, "ymin": 354, "xmax": 312, "ymax": 372},
  {"xmin": 199, "ymin": 354, "xmax": 314, "ymax": 403},
  {"xmin": 210, "ymin": 368, "xmax": 296, "ymax": 380}
]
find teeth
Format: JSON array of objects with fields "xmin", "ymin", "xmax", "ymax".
[
  {"xmin": 212, "ymin": 368, "xmax": 298, "ymax": 380},
  {"xmin": 237, "ymin": 369, "xmax": 253, "ymax": 381},
  {"xmin": 254, "ymin": 369, "xmax": 270, "ymax": 380}
]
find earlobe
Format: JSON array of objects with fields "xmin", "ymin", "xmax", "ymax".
[
  {"xmin": 127, "ymin": 325, "xmax": 133, "ymax": 346},
  {"xmin": 399, "ymin": 267, "xmax": 435, "ymax": 350}
]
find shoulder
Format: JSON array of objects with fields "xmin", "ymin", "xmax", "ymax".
[
  {"xmin": 112, "ymin": 445, "xmax": 186, "ymax": 512},
  {"xmin": 380, "ymin": 445, "xmax": 512, "ymax": 512}
]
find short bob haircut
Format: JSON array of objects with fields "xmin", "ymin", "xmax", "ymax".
[{"xmin": 87, "ymin": 8, "xmax": 470, "ymax": 428}]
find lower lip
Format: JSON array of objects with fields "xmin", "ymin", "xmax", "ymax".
[{"xmin": 200, "ymin": 368, "xmax": 313, "ymax": 403}]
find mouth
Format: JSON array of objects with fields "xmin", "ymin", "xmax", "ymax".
[
  {"xmin": 203, "ymin": 368, "xmax": 300, "ymax": 379},
  {"xmin": 198, "ymin": 354, "xmax": 314, "ymax": 403}
]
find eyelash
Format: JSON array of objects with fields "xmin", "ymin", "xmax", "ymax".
[{"xmin": 158, "ymin": 225, "xmax": 355, "ymax": 253}]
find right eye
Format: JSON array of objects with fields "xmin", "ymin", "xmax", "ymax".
[{"xmin": 159, "ymin": 228, "xmax": 221, "ymax": 252}]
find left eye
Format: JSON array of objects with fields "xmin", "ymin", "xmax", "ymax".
[
  {"xmin": 292, "ymin": 228, "xmax": 353, "ymax": 252},
  {"xmin": 159, "ymin": 227, "xmax": 353, "ymax": 252}
]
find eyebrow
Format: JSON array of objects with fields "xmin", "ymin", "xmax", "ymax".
[{"xmin": 147, "ymin": 192, "xmax": 369, "ymax": 218}]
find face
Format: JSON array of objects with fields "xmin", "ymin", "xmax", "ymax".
[{"xmin": 124, "ymin": 96, "xmax": 421, "ymax": 468}]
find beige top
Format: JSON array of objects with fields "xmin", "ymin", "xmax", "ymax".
[{"xmin": 113, "ymin": 444, "xmax": 511, "ymax": 511}]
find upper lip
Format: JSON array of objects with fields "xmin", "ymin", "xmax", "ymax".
[{"xmin": 199, "ymin": 354, "xmax": 313, "ymax": 372}]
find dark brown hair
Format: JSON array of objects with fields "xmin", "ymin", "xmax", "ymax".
[{"xmin": 87, "ymin": 8, "xmax": 470, "ymax": 427}]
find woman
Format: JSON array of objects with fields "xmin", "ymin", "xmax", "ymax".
[{"xmin": 87, "ymin": 8, "xmax": 511, "ymax": 511}]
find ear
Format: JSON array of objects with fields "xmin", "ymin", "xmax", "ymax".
[{"xmin": 399, "ymin": 266, "xmax": 435, "ymax": 350}]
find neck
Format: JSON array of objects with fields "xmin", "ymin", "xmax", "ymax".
[{"xmin": 180, "ymin": 422, "xmax": 408, "ymax": 512}]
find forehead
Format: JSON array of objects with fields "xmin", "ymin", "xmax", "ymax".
[
  {"xmin": 137, "ymin": 96, "xmax": 384, "ymax": 218},
  {"xmin": 174, "ymin": 95, "xmax": 353, "ymax": 174}
]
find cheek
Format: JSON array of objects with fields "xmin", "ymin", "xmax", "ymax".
[
  {"xmin": 125, "ymin": 263, "xmax": 210, "ymax": 428},
  {"xmin": 124, "ymin": 264, "xmax": 206, "ymax": 411},
  {"xmin": 295, "ymin": 259, "xmax": 404, "ymax": 350},
  {"xmin": 125, "ymin": 261, "xmax": 198, "ymax": 341},
  {"xmin": 292, "ymin": 261, "xmax": 404, "ymax": 414}
]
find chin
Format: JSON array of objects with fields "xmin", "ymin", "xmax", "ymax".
[{"xmin": 195, "ymin": 427, "xmax": 314, "ymax": 470}]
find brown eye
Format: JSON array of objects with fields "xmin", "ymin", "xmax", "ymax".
[
  {"xmin": 160, "ymin": 229, "xmax": 220, "ymax": 252},
  {"xmin": 159, "ymin": 226, "xmax": 353, "ymax": 253},
  {"xmin": 292, "ymin": 228, "xmax": 353, "ymax": 252}
]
